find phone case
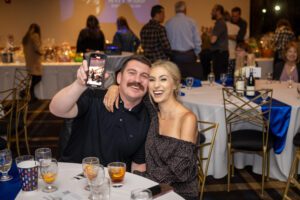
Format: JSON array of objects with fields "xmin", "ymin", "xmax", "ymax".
[
  {"xmin": 86, "ymin": 52, "xmax": 107, "ymax": 89},
  {"xmin": 148, "ymin": 184, "xmax": 173, "ymax": 199}
]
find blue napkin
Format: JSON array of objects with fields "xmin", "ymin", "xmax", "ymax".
[{"xmin": 182, "ymin": 78, "xmax": 202, "ymax": 87}]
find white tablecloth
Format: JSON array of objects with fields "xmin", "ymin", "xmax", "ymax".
[
  {"xmin": 0, "ymin": 52, "xmax": 132, "ymax": 100},
  {"xmin": 179, "ymin": 80, "xmax": 300, "ymax": 181},
  {"xmin": 16, "ymin": 162, "xmax": 183, "ymax": 200}
]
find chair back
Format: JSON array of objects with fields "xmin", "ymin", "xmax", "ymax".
[
  {"xmin": 197, "ymin": 120, "xmax": 219, "ymax": 200},
  {"xmin": 222, "ymin": 87, "xmax": 273, "ymax": 149},
  {"xmin": 0, "ymin": 88, "xmax": 16, "ymax": 149}
]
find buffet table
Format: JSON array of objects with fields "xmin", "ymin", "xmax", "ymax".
[
  {"xmin": 15, "ymin": 162, "xmax": 183, "ymax": 200},
  {"xmin": 179, "ymin": 80, "xmax": 300, "ymax": 181},
  {"xmin": 0, "ymin": 52, "xmax": 132, "ymax": 99}
]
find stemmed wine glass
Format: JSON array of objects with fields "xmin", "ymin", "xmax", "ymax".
[
  {"xmin": 266, "ymin": 72, "xmax": 273, "ymax": 84},
  {"xmin": 0, "ymin": 149, "xmax": 13, "ymax": 182},
  {"xmin": 185, "ymin": 77, "xmax": 194, "ymax": 90},
  {"xmin": 40, "ymin": 158, "xmax": 58, "ymax": 193},
  {"xmin": 35, "ymin": 148, "xmax": 52, "ymax": 178},
  {"xmin": 261, "ymin": 90, "xmax": 269, "ymax": 103},
  {"xmin": 220, "ymin": 73, "xmax": 227, "ymax": 86}
]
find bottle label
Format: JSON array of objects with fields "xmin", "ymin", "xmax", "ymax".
[
  {"xmin": 246, "ymin": 86, "xmax": 255, "ymax": 96},
  {"xmin": 236, "ymin": 81, "xmax": 244, "ymax": 94}
]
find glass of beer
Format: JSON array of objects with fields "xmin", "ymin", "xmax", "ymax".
[{"xmin": 107, "ymin": 162, "xmax": 126, "ymax": 187}]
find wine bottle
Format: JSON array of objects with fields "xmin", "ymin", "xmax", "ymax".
[
  {"xmin": 235, "ymin": 69, "xmax": 244, "ymax": 96},
  {"xmin": 246, "ymin": 68, "xmax": 255, "ymax": 96}
]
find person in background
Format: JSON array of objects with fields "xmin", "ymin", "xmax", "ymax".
[
  {"xmin": 140, "ymin": 5, "xmax": 171, "ymax": 63},
  {"xmin": 224, "ymin": 11, "xmax": 239, "ymax": 60},
  {"xmin": 209, "ymin": 4, "xmax": 229, "ymax": 80},
  {"xmin": 112, "ymin": 16, "xmax": 140, "ymax": 52},
  {"xmin": 76, "ymin": 15, "xmax": 105, "ymax": 53},
  {"xmin": 49, "ymin": 55, "xmax": 151, "ymax": 172},
  {"xmin": 22, "ymin": 23, "xmax": 43, "ymax": 101},
  {"xmin": 104, "ymin": 60, "xmax": 199, "ymax": 200},
  {"xmin": 230, "ymin": 6, "xmax": 247, "ymax": 44},
  {"xmin": 274, "ymin": 41, "xmax": 300, "ymax": 82},
  {"xmin": 165, "ymin": 1, "xmax": 201, "ymax": 65},
  {"xmin": 199, "ymin": 26, "xmax": 212, "ymax": 78},
  {"xmin": 272, "ymin": 19, "xmax": 295, "ymax": 68}
]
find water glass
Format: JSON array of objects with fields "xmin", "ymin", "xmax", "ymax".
[
  {"xmin": 208, "ymin": 73, "xmax": 215, "ymax": 86},
  {"xmin": 266, "ymin": 72, "xmax": 273, "ymax": 84},
  {"xmin": 220, "ymin": 73, "xmax": 227, "ymax": 86},
  {"xmin": 0, "ymin": 149, "xmax": 13, "ymax": 182},
  {"xmin": 90, "ymin": 177, "xmax": 111, "ymax": 200},
  {"xmin": 108, "ymin": 162, "xmax": 126, "ymax": 187},
  {"xmin": 35, "ymin": 148, "xmax": 52, "ymax": 178},
  {"xmin": 185, "ymin": 77, "xmax": 194, "ymax": 90},
  {"xmin": 261, "ymin": 90, "xmax": 269, "ymax": 103},
  {"xmin": 288, "ymin": 75, "xmax": 293, "ymax": 89},
  {"xmin": 82, "ymin": 157, "xmax": 101, "ymax": 192},
  {"xmin": 40, "ymin": 158, "xmax": 58, "ymax": 193},
  {"xmin": 131, "ymin": 188, "xmax": 152, "ymax": 200}
]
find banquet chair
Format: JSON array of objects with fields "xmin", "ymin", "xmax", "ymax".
[
  {"xmin": 12, "ymin": 69, "xmax": 32, "ymax": 155},
  {"xmin": 282, "ymin": 132, "xmax": 300, "ymax": 200},
  {"xmin": 196, "ymin": 120, "xmax": 219, "ymax": 200},
  {"xmin": 222, "ymin": 87, "xmax": 273, "ymax": 196},
  {"xmin": 0, "ymin": 88, "xmax": 16, "ymax": 150}
]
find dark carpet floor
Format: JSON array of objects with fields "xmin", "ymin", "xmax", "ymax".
[{"xmin": 6, "ymin": 100, "xmax": 300, "ymax": 200}]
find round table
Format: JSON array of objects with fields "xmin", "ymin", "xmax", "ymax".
[{"xmin": 15, "ymin": 162, "xmax": 184, "ymax": 200}]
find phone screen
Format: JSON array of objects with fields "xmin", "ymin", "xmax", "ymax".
[{"xmin": 87, "ymin": 54, "xmax": 106, "ymax": 88}]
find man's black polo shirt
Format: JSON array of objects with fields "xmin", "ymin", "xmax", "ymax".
[{"xmin": 61, "ymin": 89, "xmax": 150, "ymax": 171}]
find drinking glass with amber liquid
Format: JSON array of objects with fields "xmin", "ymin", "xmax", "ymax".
[
  {"xmin": 40, "ymin": 158, "xmax": 58, "ymax": 193},
  {"xmin": 108, "ymin": 162, "xmax": 126, "ymax": 187}
]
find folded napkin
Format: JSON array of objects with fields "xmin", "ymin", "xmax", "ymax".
[
  {"xmin": 182, "ymin": 78, "xmax": 202, "ymax": 87},
  {"xmin": 216, "ymin": 77, "xmax": 234, "ymax": 86}
]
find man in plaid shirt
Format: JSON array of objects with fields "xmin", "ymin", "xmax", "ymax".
[
  {"xmin": 140, "ymin": 5, "xmax": 171, "ymax": 63},
  {"xmin": 273, "ymin": 19, "xmax": 295, "ymax": 66}
]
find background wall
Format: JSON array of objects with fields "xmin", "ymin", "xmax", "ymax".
[{"xmin": 0, "ymin": 0, "xmax": 250, "ymax": 48}]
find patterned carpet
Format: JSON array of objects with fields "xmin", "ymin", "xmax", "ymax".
[{"xmin": 10, "ymin": 100, "xmax": 300, "ymax": 200}]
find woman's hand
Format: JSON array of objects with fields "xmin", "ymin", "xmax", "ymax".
[{"xmin": 103, "ymin": 85, "xmax": 119, "ymax": 112}]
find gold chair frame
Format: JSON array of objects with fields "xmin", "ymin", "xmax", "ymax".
[
  {"xmin": 0, "ymin": 88, "xmax": 16, "ymax": 149},
  {"xmin": 282, "ymin": 148, "xmax": 300, "ymax": 200},
  {"xmin": 197, "ymin": 120, "xmax": 219, "ymax": 200},
  {"xmin": 13, "ymin": 69, "xmax": 32, "ymax": 155},
  {"xmin": 222, "ymin": 87, "xmax": 273, "ymax": 196}
]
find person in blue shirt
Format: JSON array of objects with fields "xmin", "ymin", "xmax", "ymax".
[
  {"xmin": 112, "ymin": 16, "xmax": 140, "ymax": 52},
  {"xmin": 165, "ymin": 1, "xmax": 201, "ymax": 65}
]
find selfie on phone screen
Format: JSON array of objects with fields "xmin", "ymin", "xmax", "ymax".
[{"xmin": 87, "ymin": 54, "xmax": 106, "ymax": 88}]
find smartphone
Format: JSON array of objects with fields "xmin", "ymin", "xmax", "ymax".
[
  {"xmin": 147, "ymin": 184, "xmax": 173, "ymax": 199},
  {"xmin": 86, "ymin": 53, "xmax": 107, "ymax": 88}
]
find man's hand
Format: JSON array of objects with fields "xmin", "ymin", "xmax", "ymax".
[{"xmin": 76, "ymin": 60, "xmax": 89, "ymax": 87}]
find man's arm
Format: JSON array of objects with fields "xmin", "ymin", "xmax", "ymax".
[
  {"xmin": 49, "ymin": 60, "xmax": 88, "ymax": 118},
  {"xmin": 236, "ymin": 20, "xmax": 247, "ymax": 42}
]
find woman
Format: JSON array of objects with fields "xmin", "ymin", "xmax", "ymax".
[
  {"xmin": 76, "ymin": 15, "xmax": 105, "ymax": 53},
  {"xmin": 22, "ymin": 23, "xmax": 43, "ymax": 101},
  {"xmin": 112, "ymin": 16, "xmax": 140, "ymax": 52},
  {"xmin": 273, "ymin": 41, "xmax": 300, "ymax": 82},
  {"xmin": 105, "ymin": 60, "xmax": 199, "ymax": 200}
]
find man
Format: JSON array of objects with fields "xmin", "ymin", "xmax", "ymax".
[
  {"xmin": 49, "ymin": 55, "xmax": 151, "ymax": 172},
  {"xmin": 140, "ymin": 5, "xmax": 171, "ymax": 63},
  {"xmin": 231, "ymin": 7, "xmax": 247, "ymax": 44},
  {"xmin": 165, "ymin": 1, "xmax": 201, "ymax": 65},
  {"xmin": 210, "ymin": 4, "xmax": 229, "ymax": 80}
]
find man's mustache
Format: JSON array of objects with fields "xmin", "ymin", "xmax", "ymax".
[{"xmin": 127, "ymin": 82, "xmax": 145, "ymax": 91}]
